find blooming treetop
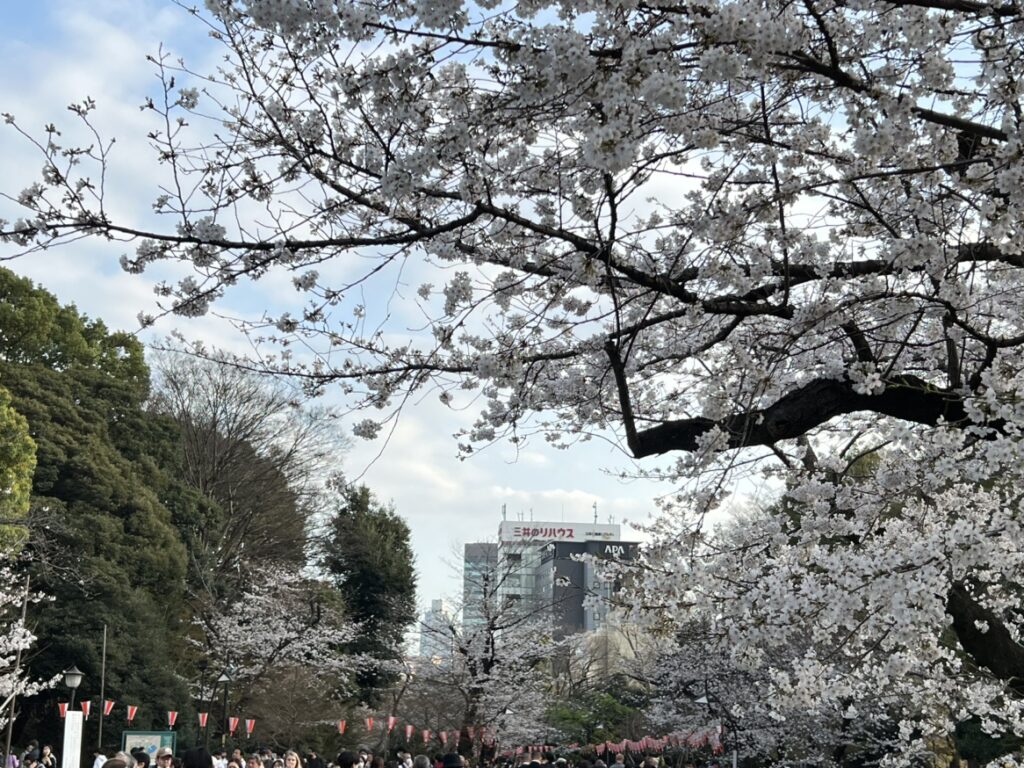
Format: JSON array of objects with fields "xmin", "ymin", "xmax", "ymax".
[
  {"xmin": 195, "ymin": 567, "xmax": 358, "ymax": 686},
  {"xmin": 4, "ymin": 0, "xmax": 1024, "ymax": 759}
]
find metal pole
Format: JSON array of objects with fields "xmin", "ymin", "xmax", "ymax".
[
  {"xmin": 3, "ymin": 577, "xmax": 30, "ymax": 766},
  {"xmin": 97, "ymin": 625, "xmax": 107, "ymax": 751},
  {"xmin": 221, "ymin": 680, "xmax": 229, "ymax": 748}
]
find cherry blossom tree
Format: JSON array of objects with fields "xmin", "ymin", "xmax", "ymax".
[
  {"xmin": 194, "ymin": 567, "xmax": 358, "ymax": 702},
  {"xmin": 0, "ymin": 565, "xmax": 52, "ymax": 731},
  {"xmin": 5, "ymin": 0, "xmax": 1024, "ymax": 760},
  {"xmin": 412, "ymin": 555, "xmax": 559, "ymax": 754}
]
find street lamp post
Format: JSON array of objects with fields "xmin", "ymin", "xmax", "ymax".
[
  {"xmin": 61, "ymin": 666, "xmax": 85, "ymax": 768},
  {"xmin": 63, "ymin": 666, "xmax": 84, "ymax": 710}
]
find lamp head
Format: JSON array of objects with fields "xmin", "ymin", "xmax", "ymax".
[{"xmin": 63, "ymin": 665, "xmax": 84, "ymax": 690}]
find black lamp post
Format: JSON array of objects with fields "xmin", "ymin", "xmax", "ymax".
[{"xmin": 63, "ymin": 666, "xmax": 84, "ymax": 710}]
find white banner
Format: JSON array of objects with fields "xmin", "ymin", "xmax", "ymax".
[{"xmin": 61, "ymin": 711, "xmax": 83, "ymax": 768}]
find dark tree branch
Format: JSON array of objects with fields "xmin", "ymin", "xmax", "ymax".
[
  {"xmin": 947, "ymin": 582, "xmax": 1024, "ymax": 694},
  {"xmin": 630, "ymin": 375, "xmax": 968, "ymax": 457}
]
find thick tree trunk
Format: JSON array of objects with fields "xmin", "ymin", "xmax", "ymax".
[{"xmin": 947, "ymin": 583, "xmax": 1024, "ymax": 693}]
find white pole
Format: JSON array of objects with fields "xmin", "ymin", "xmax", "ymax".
[{"xmin": 62, "ymin": 711, "xmax": 84, "ymax": 768}]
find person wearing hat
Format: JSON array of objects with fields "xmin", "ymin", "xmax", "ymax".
[{"xmin": 156, "ymin": 748, "xmax": 174, "ymax": 768}]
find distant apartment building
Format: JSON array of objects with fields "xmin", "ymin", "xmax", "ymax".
[{"xmin": 418, "ymin": 598, "xmax": 455, "ymax": 660}]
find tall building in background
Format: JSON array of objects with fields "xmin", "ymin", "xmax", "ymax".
[
  {"xmin": 462, "ymin": 542, "xmax": 498, "ymax": 630},
  {"xmin": 419, "ymin": 598, "xmax": 455, "ymax": 661},
  {"xmin": 462, "ymin": 518, "xmax": 637, "ymax": 638},
  {"xmin": 496, "ymin": 520, "xmax": 621, "ymax": 616},
  {"xmin": 539, "ymin": 539, "xmax": 638, "ymax": 638}
]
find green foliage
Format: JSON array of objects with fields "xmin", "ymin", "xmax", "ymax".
[
  {"xmin": 0, "ymin": 268, "xmax": 192, "ymax": 748},
  {"xmin": 0, "ymin": 385, "xmax": 35, "ymax": 550},
  {"xmin": 322, "ymin": 483, "xmax": 417, "ymax": 703},
  {"xmin": 546, "ymin": 691, "xmax": 642, "ymax": 745}
]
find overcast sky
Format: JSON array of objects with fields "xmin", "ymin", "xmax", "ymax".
[{"xmin": 0, "ymin": 0, "xmax": 684, "ymax": 613}]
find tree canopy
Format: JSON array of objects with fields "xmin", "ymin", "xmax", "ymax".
[
  {"xmin": 4, "ymin": 0, "xmax": 1024, "ymax": 760},
  {"xmin": 322, "ymin": 483, "xmax": 416, "ymax": 703}
]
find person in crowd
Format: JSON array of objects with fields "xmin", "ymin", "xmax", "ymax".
[
  {"xmin": 271, "ymin": 758, "xmax": 283, "ymax": 768},
  {"xmin": 22, "ymin": 743, "xmax": 39, "ymax": 765},
  {"xmin": 231, "ymin": 751, "xmax": 243, "ymax": 767},
  {"xmin": 132, "ymin": 750, "xmax": 150, "ymax": 768},
  {"xmin": 101, "ymin": 760, "xmax": 127, "ymax": 768},
  {"xmin": 335, "ymin": 753, "xmax": 357, "ymax": 768},
  {"xmin": 39, "ymin": 746, "xmax": 56, "ymax": 768},
  {"xmin": 412, "ymin": 756, "xmax": 430, "ymax": 768},
  {"xmin": 226, "ymin": 759, "xmax": 241, "ymax": 768},
  {"xmin": 611, "ymin": 755, "xmax": 625, "ymax": 768},
  {"xmin": 182, "ymin": 749, "xmax": 214, "ymax": 768},
  {"xmin": 91, "ymin": 751, "xmax": 106, "ymax": 768},
  {"xmin": 369, "ymin": 757, "xmax": 384, "ymax": 768},
  {"xmin": 246, "ymin": 754, "xmax": 262, "ymax": 768},
  {"xmin": 306, "ymin": 752, "xmax": 324, "ymax": 768},
  {"xmin": 114, "ymin": 752, "xmax": 136, "ymax": 768},
  {"xmin": 156, "ymin": 748, "xmax": 174, "ymax": 768}
]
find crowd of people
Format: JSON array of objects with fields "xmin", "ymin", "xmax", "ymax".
[{"xmin": 8, "ymin": 742, "xmax": 713, "ymax": 768}]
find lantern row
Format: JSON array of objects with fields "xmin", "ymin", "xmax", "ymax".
[{"xmin": 58, "ymin": 703, "xmax": 256, "ymax": 736}]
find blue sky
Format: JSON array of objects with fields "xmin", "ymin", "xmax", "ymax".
[{"xmin": 0, "ymin": 0, "xmax": 684, "ymax": 611}]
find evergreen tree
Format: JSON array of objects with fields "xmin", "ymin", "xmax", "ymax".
[
  {"xmin": 322, "ymin": 484, "xmax": 416, "ymax": 704},
  {"xmin": 0, "ymin": 269, "xmax": 194, "ymax": 749},
  {"xmin": 0, "ymin": 385, "xmax": 35, "ymax": 549}
]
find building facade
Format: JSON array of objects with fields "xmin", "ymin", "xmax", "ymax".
[
  {"xmin": 462, "ymin": 520, "xmax": 636, "ymax": 637},
  {"xmin": 462, "ymin": 541, "xmax": 498, "ymax": 630}
]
